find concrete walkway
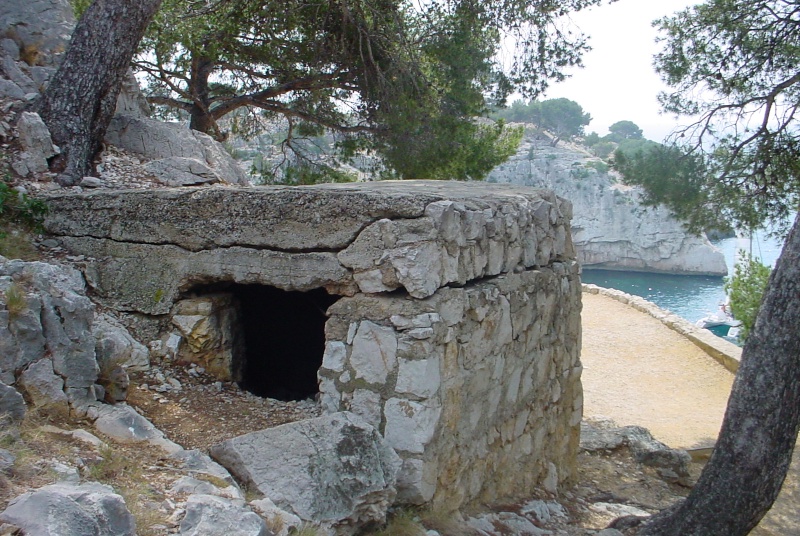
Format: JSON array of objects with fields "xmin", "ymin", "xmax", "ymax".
[{"xmin": 581, "ymin": 291, "xmax": 799, "ymax": 535}]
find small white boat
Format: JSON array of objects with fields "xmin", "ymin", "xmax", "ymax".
[{"xmin": 696, "ymin": 304, "xmax": 741, "ymax": 336}]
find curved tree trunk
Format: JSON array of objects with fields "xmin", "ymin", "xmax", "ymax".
[
  {"xmin": 37, "ymin": 0, "xmax": 163, "ymax": 186},
  {"xmin": 638, "ymin": 212, "xmax": 800, "ymax": 535},
  {"xmin": 188, "ymin": 53, "xmax": 225, "ymax": 140}
]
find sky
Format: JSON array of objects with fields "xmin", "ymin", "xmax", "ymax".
[{"xmin": 542, "ymin": 0, "xmax": 698, "ymax": 142}]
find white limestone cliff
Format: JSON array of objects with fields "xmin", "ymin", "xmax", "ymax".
[{"xmin": 487, "ymin": 132, "xmax": 727, "ymax": 276}]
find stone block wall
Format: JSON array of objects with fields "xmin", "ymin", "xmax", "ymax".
[{"xmin": 319, "ymin": 264, "xmax": 582, "ymax": 509}]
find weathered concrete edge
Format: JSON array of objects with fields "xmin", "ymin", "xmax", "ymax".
[{"xmin": 582, "ymin": 284, "xmax": 742, "ymax": 374}]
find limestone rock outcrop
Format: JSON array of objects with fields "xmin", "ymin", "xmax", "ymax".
[
  {"xmin": 93, "ymin": 313, "xmax": 150, "ymax": 372},
  {"xmin": 0, "ymin": 0, "xmax": 75, "ymax": 67},
  {"xmin": 178, "ymin": 494, "xmax": 270, "ymax": 536},
  {"xmin": 0, "ymin": 257, "xmax": 148, "ymax": 418},
  {"xmin": 105, "ymin": 115, "xmax": 250, "ymax": 186},
  {"xmin": 0, "ymin": 257, "xmax": 98, "ymax": 412},
  {"xmin": 14, "ymin": 111, "xmax": 60, "ymax": 176},
  {"xmin": 210, "ymin": 412, "xmax": 401, "ymax": 535},
  {"xmin": 487, "ymin": 133, "xmax": 727, "ymax": 275},
  {"xmin": 0, "ymin": 380, "xmax": 26, "ymax": 422},
  {"xmin": 581, "ymin": 419, "xmax": 692, "ymax": 486},
  {"xmin": 93, "ymin": 403, "xmax": 182, "ymax": 454}
]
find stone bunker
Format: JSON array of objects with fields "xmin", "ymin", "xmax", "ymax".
[{"xmin": 44, "ymin": 181, "xmax": 583, "ymax": 510}]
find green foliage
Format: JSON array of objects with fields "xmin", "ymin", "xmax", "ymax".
[
  {"xmin": 607, "ymin": 120, "xmax": 643, "ymax": 141},
  {"xmin": 615, "ymin": 137, "xmax": 660, "ymax": 156},
  {"xmin": 75, "ymin": 0, "xmax": 660, "ymax": 184},
  {"xmin": 589, "ymin": 141, "xmax": 614, "ymax": 159},
  {"xmin": 613, "ymin": 145, "xmax": 715, "ymax": 234},
  {"xmin": 3, "ymin": 282, "xmax": 27, "ymax": 318},
  {"xmin": 586, "ymin": 160, "xmax": 609, "ymax": 174},
  {"xmin": 0, "ymin": 179, "xmax": 48, "ymax": 231},
  {"xmin": 724, "ymin": 252, "xmax": 771, "ymax": 341},
  {"xmin": 570, "ymin": 165, "xmax": 591, "ymax": 180},
  {"xmin": 0, "ymin": 174, "xmax": 47, "ymax": 260},
  {"xmin": 538, "ymin": 98, "xmax": 591, "ymax": 142},
  {"xmin": 136, "ymin": 0, "xmax": 605, "ymax": 180},
  {"xmin": 584, "ymin": 131, "xmax": 601, "ymax": 146},
  {"xmin": 492, "ymin": 99, "xmax": 536, "ymax": 123},
  {"xmin": 87, "ymin": 446, "xmax": 139, "ymax": 482},
  {"xmin": 493, "ymin": 98, "xmax": 591, "ymax": 144},
  {"xmin": 583, "ymin": 121, "xmax": 655, "ymax": 161},
  {"xmin": 379, "ymin": 120, "xmax": 523, "ymax": 180},
  {"xmin": 283, "ymin": 165, "xmax": 357, "ymax": 186},
  {"xmin": 68, "ymin": 0, "xmax": 91, "ymax": 17},
  {"xmin": 620, "ymin": 0, "xmax": 800, "ymax": 234}
]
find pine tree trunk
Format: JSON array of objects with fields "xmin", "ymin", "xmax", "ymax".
[
  {"xmin": 37, "ymin": 0, "xmax": 163, "ymax": 186},
  {"xmin": 188, "ymin": 54, "xmax": 224, "ymax": 140},
  {"xmin": 638, "ymin": 212, "xmax": 800, "ymax": 535}
]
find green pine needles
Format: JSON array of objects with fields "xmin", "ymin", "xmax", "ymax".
[
  {"xmin": 724, "ymin": 251, "xmax": 772, "ymax": 341},
  {"xmin": 0, "ymin": 172, "xmax": 48, "ymax": 260}
]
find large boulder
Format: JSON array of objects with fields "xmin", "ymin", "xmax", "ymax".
[
  {"xmin": 170, "ymin": 449, "xmax": 239, "ymax": 487},
  {"xmin": 622, "ymin": 426, "xmax": 693, "ymax": 485},
  {"xmin": 0, "ymin": 482, "xmax": 136, "ymax": 536},
  {"xmin": 144, "ymin": 156, "xmax": 223, "ymax": 186},
  {"xmin": 581, "ymin": 420, "xmax": 692, "ymax": 485},
  {"xmin": 104, "ymin": 115, "xmax": 249, "ymax": 185},
  {"xmin": 17, "ymin": 358, "xmax": 69, "ymax": 412},
  {"xmin": 115, "ymin": 70, "xmax": 151, "ymax": 118},
  {"xmin": 13, "ymin": 111, "xmax": 60, "ymax": 176},
  {"xmin": 249, "ymin": 497, "xmax": 302, "ymax": 536},
  {"xmin": 209, "ymin": 412, "xmax": 401, "ymax": 535}
]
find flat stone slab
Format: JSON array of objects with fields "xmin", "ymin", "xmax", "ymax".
[
  {"xmin": 94, "ymin": 404, "xmax": 182, "ymax": 454},
  {"xmin": 209, "ymin": 412, "xmax": 401, "ymax": 534},
  {"xmin": 43, "ymin": 181, "xmax": 574, "ymax": 314},
  {"xmin": 44, "ymin": 181, "xmax": 569, "ymax": 251}
]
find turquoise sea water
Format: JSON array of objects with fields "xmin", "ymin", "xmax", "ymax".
[{"xmin": 580, "ymin": 232, "xmax": 785, "ymax": 335}]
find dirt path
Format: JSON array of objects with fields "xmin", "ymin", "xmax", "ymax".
[
  {"xmin": 581, "ymin": 291, "xmax": 799, "ymax": 535},
  {"xmin": 581, "ymin": 292, "xmax": 734, "ymax": 450}
]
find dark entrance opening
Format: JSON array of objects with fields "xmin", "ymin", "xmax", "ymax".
[{"xmin": 230, "ymin": 284, "xmax": 338, "ymax": 401}]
